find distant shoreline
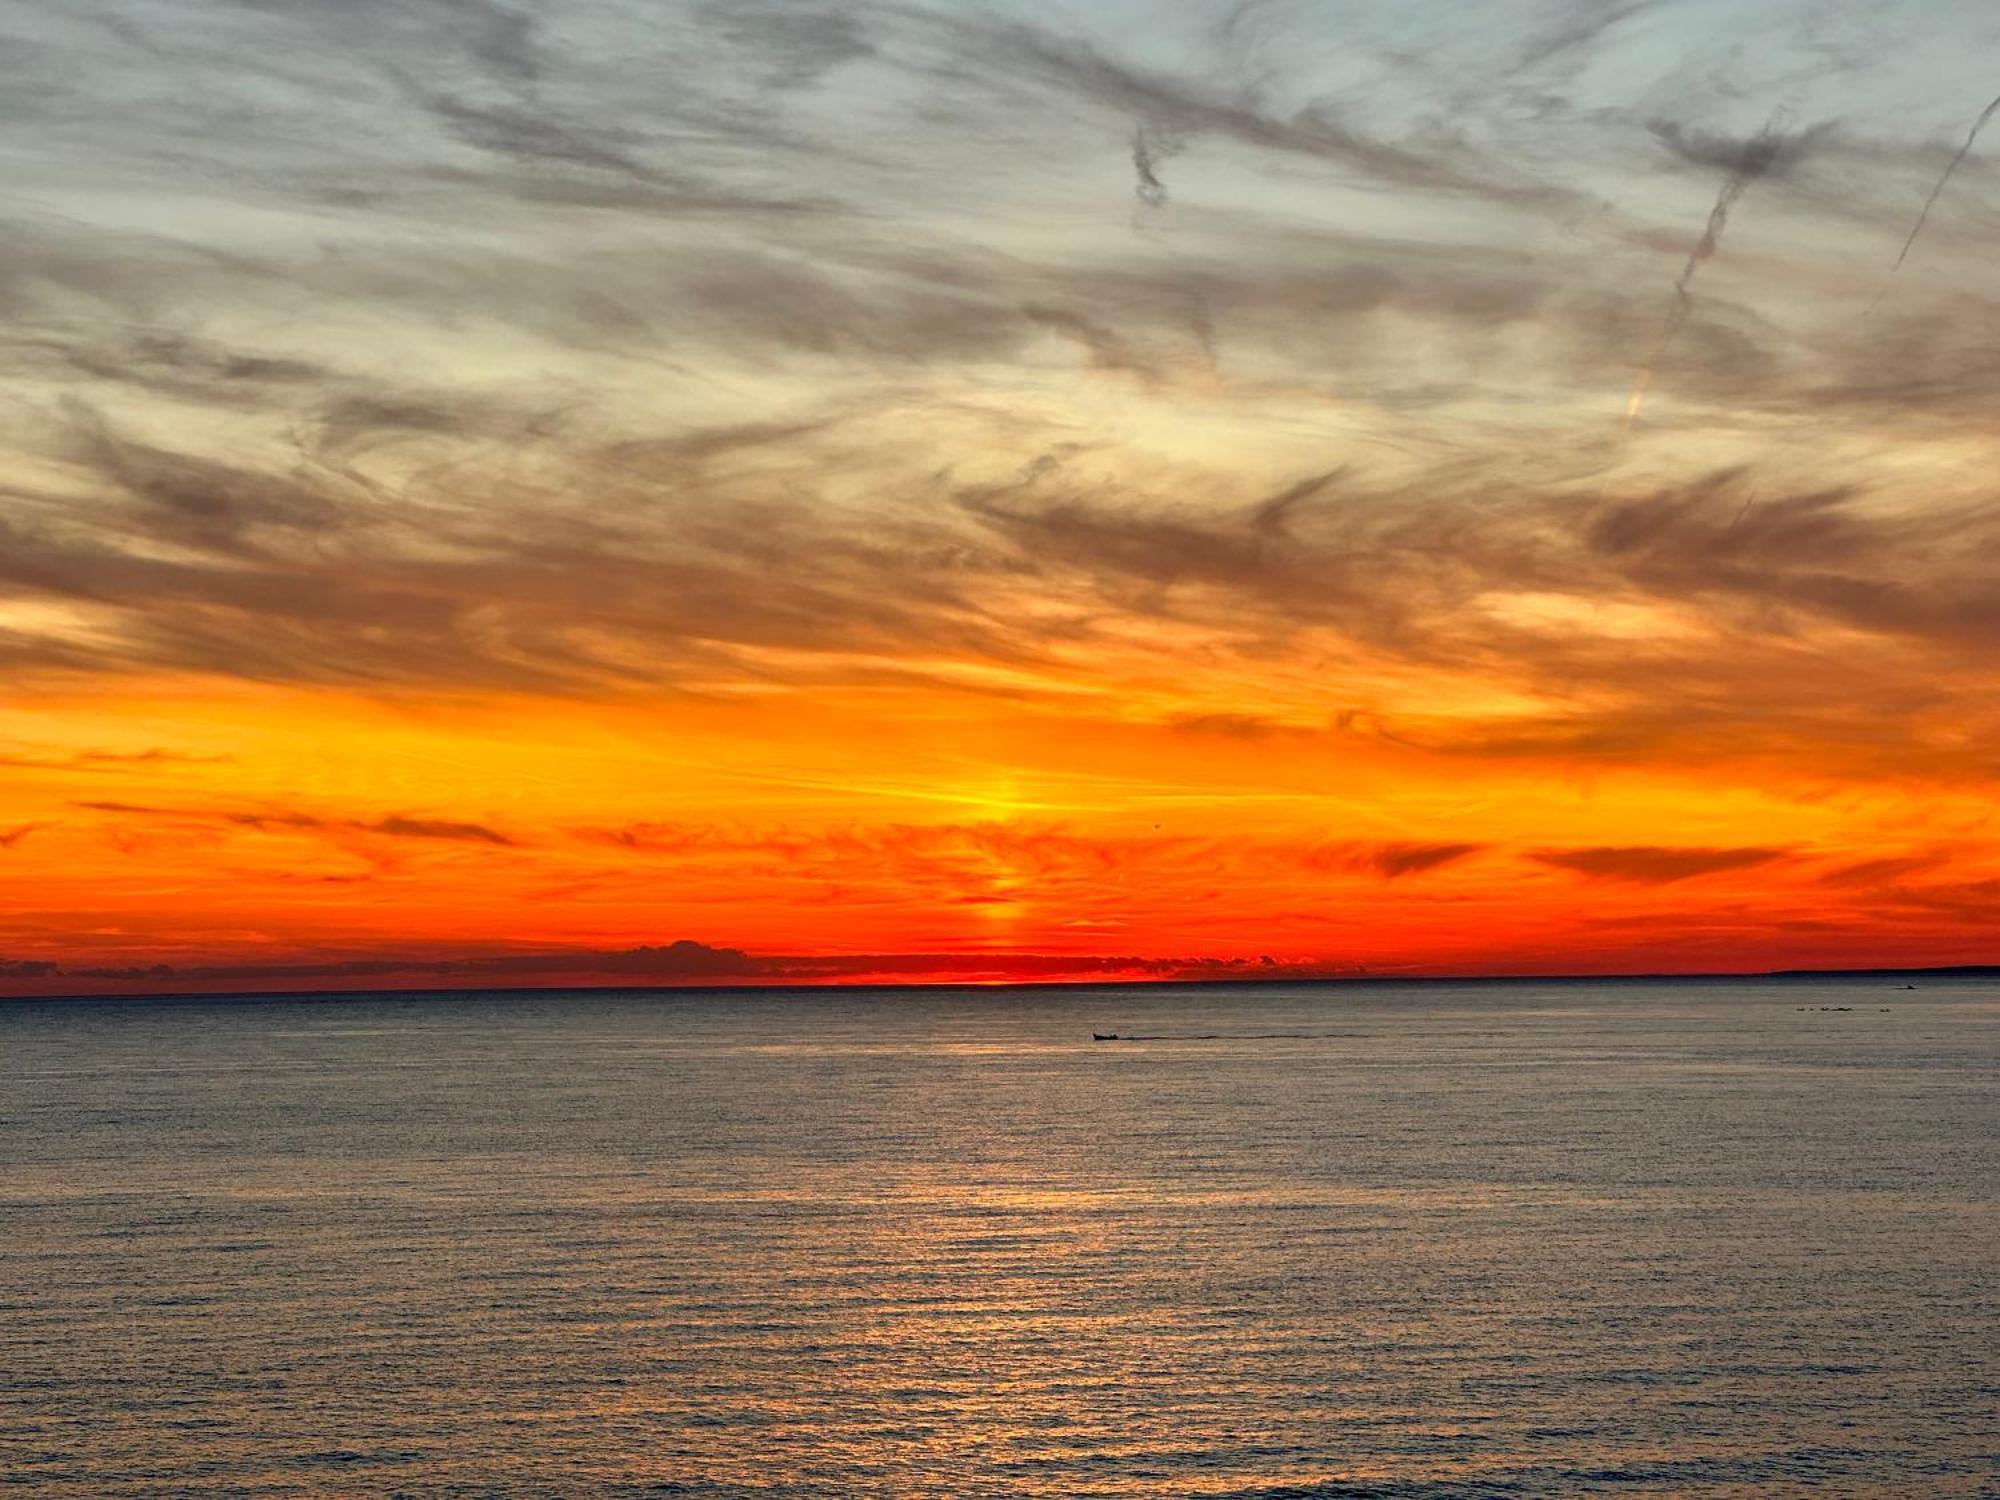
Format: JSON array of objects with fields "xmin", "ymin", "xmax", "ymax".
[{"xmin": 4, "ymin": 963, "xmax": 1993, "ymax": 1007}]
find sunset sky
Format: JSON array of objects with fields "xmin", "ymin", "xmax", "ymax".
[{"xmin": 6, "ymin": 0, "xmax": 2000, "ymax": 993}]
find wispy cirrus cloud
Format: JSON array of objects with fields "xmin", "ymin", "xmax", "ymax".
[
  {"xmin": 581, "ymin": 819, "xmax": 1486, "ymax": 892},
  {"xmin": 75, "ymin": 801, "xmax": 520, "ymax": 848},
  {"xmin": 0, "ymin": 746, "xmax": 225, "ymax": 772},
  {"xmin": 1815, "ymin": 854, "xmax": 1948, "ymax": 888},
  {"xmin": 9, "ymin": 387, "xmax": 2000, "ymax": 792}
]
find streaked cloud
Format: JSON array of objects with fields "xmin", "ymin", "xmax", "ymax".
[
  {"xmin": 76, "ymin": 800, "xmax": 520, "ymax": 848},
  {"xmin": 1532, "ymin": 846, "xmax": 1791, "ymax": 883}
]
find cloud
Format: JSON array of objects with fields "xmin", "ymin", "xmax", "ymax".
[
  {"xmin": 31, "ymin": 329, "xmax": 326, "ymax": 405},
  {"xmin": 1367, "ymin": 842, "xmax": 1483, "ymax": 879},
  {"xmin": 4, "ymin": 0, "xmax": 2000, "ymax": 816},
  {"xmin": 1532, "ymin": 845, "xmax": 1791, "ymax": 883},
  {"xmin": 1583, "ymin": 473, "xmax": 2000, "ymax": 653},
  {"xmin": 0, "ymin": 937, "xmax": 1369, "ymax": 995},
  {"xmin": 61, "ymin": 938, "xmax": 759, "ymax": 988},
  {"xmin": 0, "ymin": 824, "xmax": 47, "ymax": 850},
  {"xmin": 1867, "ymin": 876, "xmax": 2000, "ymax": 919},
  {"xmin": 1648, "ymin": 118, "xmax": 1829, "ymax": 181},
  {"xmin": 1816, "ymin": 854, "xmax": 1946, "ymax": 888},
  {"xmin": 62, "ymin": 400, "xmax": 345, "ymax": 556},
  {"xmin": 0, "ymin": 746, "xmax": 225, "ymax": 772},
  {"xmin": 960, "ymin": 16, "xmax": 1578, "ymax": 211},
  {"xmin": 9, "ymin": 347, "xmax": 2000, "ymax": 801},
  {"xmin": 368, "ymin": 816, "xmax": 517, "ymax": 846},
  {"xmin": 1164, "ymin": 711, "xmax": 1298, "ymax": 739},
  {"xmin": 581, "ymin": 818, "xmax": 1486, "ymax": 890},
  {"xmin": 1130, "ymin": 122, "xmax": 1188, "ymax": 210},
  {"xmin": 1622, "ymin": 109, "xmax": 1806, "ymax": 429},
  {"xmin": 9, "ymin": 395, "xmax": 1995, "ymax": 799},
  {"xmin": 763, "ymin": 951, "xmax": 1352, "ymax": 983},
  {"xmin": 74, "ymin": 801, "xmax": 519, "ymax": 848}
]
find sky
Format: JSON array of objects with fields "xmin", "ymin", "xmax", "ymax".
[{"xmin": 5, "ymin": 0, "xmax": 2000, "ymax": 994}]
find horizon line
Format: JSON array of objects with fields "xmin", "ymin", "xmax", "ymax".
[{"xmin": 5, "ymin": 960, "xmax": 1993, "ymax": 1007}]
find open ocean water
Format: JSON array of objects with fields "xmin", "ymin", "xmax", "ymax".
[{"xmin": 0, "ymin": 979, "xmax": 1994, "ymax": 1497}]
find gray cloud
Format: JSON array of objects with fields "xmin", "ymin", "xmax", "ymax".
[
  {"xmin": 1367, "ymin": 842, "xmax": 1484, "ymax": 879},
  {"xmin": 1649, "ymin": 117, "xmax": 1829, "ymax": 181},
  {"xmin": 956, "ymin": 16, "xmax": 1580, "ymax": 211},
  {"xmin": 75, "ymin": 800, "xmax": 520, "ymax": 848},
  {"xmin": 1533, "ymin": 845, "xmax": 1791, "ymax": 883},
  {"xmin": 369, "ymin": 816, "xmax": 517, "ymax": 846},
  {"xmin": 1131, "ymin": 123, "xmax": 1188, "ymax": 209},
  {"xmin": 1622, "ymin": 109, "xmax": 1805, "ymax": 427}
]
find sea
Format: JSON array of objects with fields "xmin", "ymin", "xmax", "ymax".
[{"xmin": 1, "ymin": 979, "xmax": 1994, "ymax": 1497}]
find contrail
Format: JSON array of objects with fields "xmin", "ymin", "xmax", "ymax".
[
  {"xmin": 1131, "ymin": 123, "xmax": 1186, "ymax": 211},
  {"xmin": 1887, "ymin": 92, "xmax": 2000, "ymax": 272},
  {"xmin": 1623, "ymin": 110, "xmax": 1788, "ymax": 430}
]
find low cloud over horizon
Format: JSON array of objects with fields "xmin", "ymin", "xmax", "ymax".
[
  {"xmin": 6, "ymin": 929, "xmax": 1983, "ymax": 1000},
  {"xmin": 1, "ymin": 935, "xmax": 1357, "ymax": 996}
]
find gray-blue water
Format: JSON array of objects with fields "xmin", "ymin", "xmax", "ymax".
[{"xmin": 1, "ymin": 980, "xmax": 1995, "ymax": 1496}]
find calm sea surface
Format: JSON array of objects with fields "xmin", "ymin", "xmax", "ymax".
[{"xmin": 1, "ymin": 980, "xmax": 1994, "ymax": 1497}]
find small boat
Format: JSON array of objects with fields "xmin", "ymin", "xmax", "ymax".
[{"xmin": 1092, "ymin": 1032, "xmax": 1118, "ymax": 1041}]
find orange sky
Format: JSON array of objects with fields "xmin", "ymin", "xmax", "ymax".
[{"xmin": 6, "ymin": 1, "xmax": 2000, "ymax": 994}]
